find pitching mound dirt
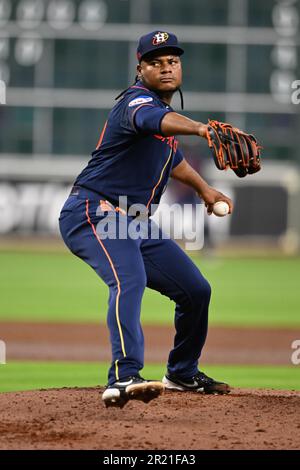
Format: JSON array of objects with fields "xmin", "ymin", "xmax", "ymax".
[{"xmin": 0, "ymin": 387, "xmax": 299, "ymax": 450}]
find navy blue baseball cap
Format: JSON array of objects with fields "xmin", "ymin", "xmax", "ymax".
[{"xmin": 137, "ymin": 30, "xmax": 184, "ymax": 62}]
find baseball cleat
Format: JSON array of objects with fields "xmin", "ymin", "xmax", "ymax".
[
  {"xmin": 162, "ymin": 370, "xmax": 230, "ymax": 394},
  {"xmin": 102, "ymin": 375, "xmax": 165, "ymax": 408}
]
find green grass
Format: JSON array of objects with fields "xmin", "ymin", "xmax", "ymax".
[
  {"xmin": 0, "ymin": 362, "xmax": 299, "ymax": 393},
  {"xmin": 0, "ymin": 251, "xmax": 300, "ymax": 327}
]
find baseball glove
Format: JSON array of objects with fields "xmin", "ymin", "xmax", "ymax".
[{"xmin": 206, "ymin": 119, "xmax": 261, "ymax": 178}]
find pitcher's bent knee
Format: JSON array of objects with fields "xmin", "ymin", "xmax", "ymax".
[
  {"xmin": 186, "ymin": 277, "xmax": 211, "ymax": 312},
  {"xmin": 121, "ymin": 273, "xmax": 147, "ymax": 297}
]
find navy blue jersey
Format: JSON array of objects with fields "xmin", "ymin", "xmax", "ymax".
[{"xmin": 74, "ymin": 80, "xmax": 184, "ymax": 210}]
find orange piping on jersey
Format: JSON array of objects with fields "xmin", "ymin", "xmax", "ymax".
[
  {"xmin": 146, "ymin": 145, "xmax": 173, "ymax": 210},
  {"xmin": 85, "ymin": 199, "xmax": 126, "ymax": 358},
  {"xmin": 96, "ymin": 120, "xmax": 108, "ymax": 150}
]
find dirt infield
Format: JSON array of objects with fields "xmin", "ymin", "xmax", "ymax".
[
  {"xmin": 0, "ymin": 387, "xmax": 299, "ymax": 450},
  {"xmin": 1, "ymin": 322, "xmax": 299, "ymax": 365}
]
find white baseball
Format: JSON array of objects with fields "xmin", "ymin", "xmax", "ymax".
[{"xmin": 213, "ymin": 201, "xmax": 230, "ymax": 217}]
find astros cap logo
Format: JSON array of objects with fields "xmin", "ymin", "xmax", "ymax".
[{"xmin": 152, "ymin": 32, "xmax": 169, "ymax": 46}]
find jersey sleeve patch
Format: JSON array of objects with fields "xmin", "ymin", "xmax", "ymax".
[{"xmin": 128, "ymin": 96, "xmax": 154, "ymax": 107}]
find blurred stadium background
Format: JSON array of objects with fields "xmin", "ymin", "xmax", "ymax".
[
  {"xmin": 0, "ymin": 0, "xmax": 300, "ymax": 250},
  {"xmin": 0, "ymin": 0, "xmax": 299, "ymax": 392}
]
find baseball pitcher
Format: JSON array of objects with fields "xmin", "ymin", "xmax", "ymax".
[{"xmin": 59, "ymin": 31, "xmax": 261, "ymax": 408}]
